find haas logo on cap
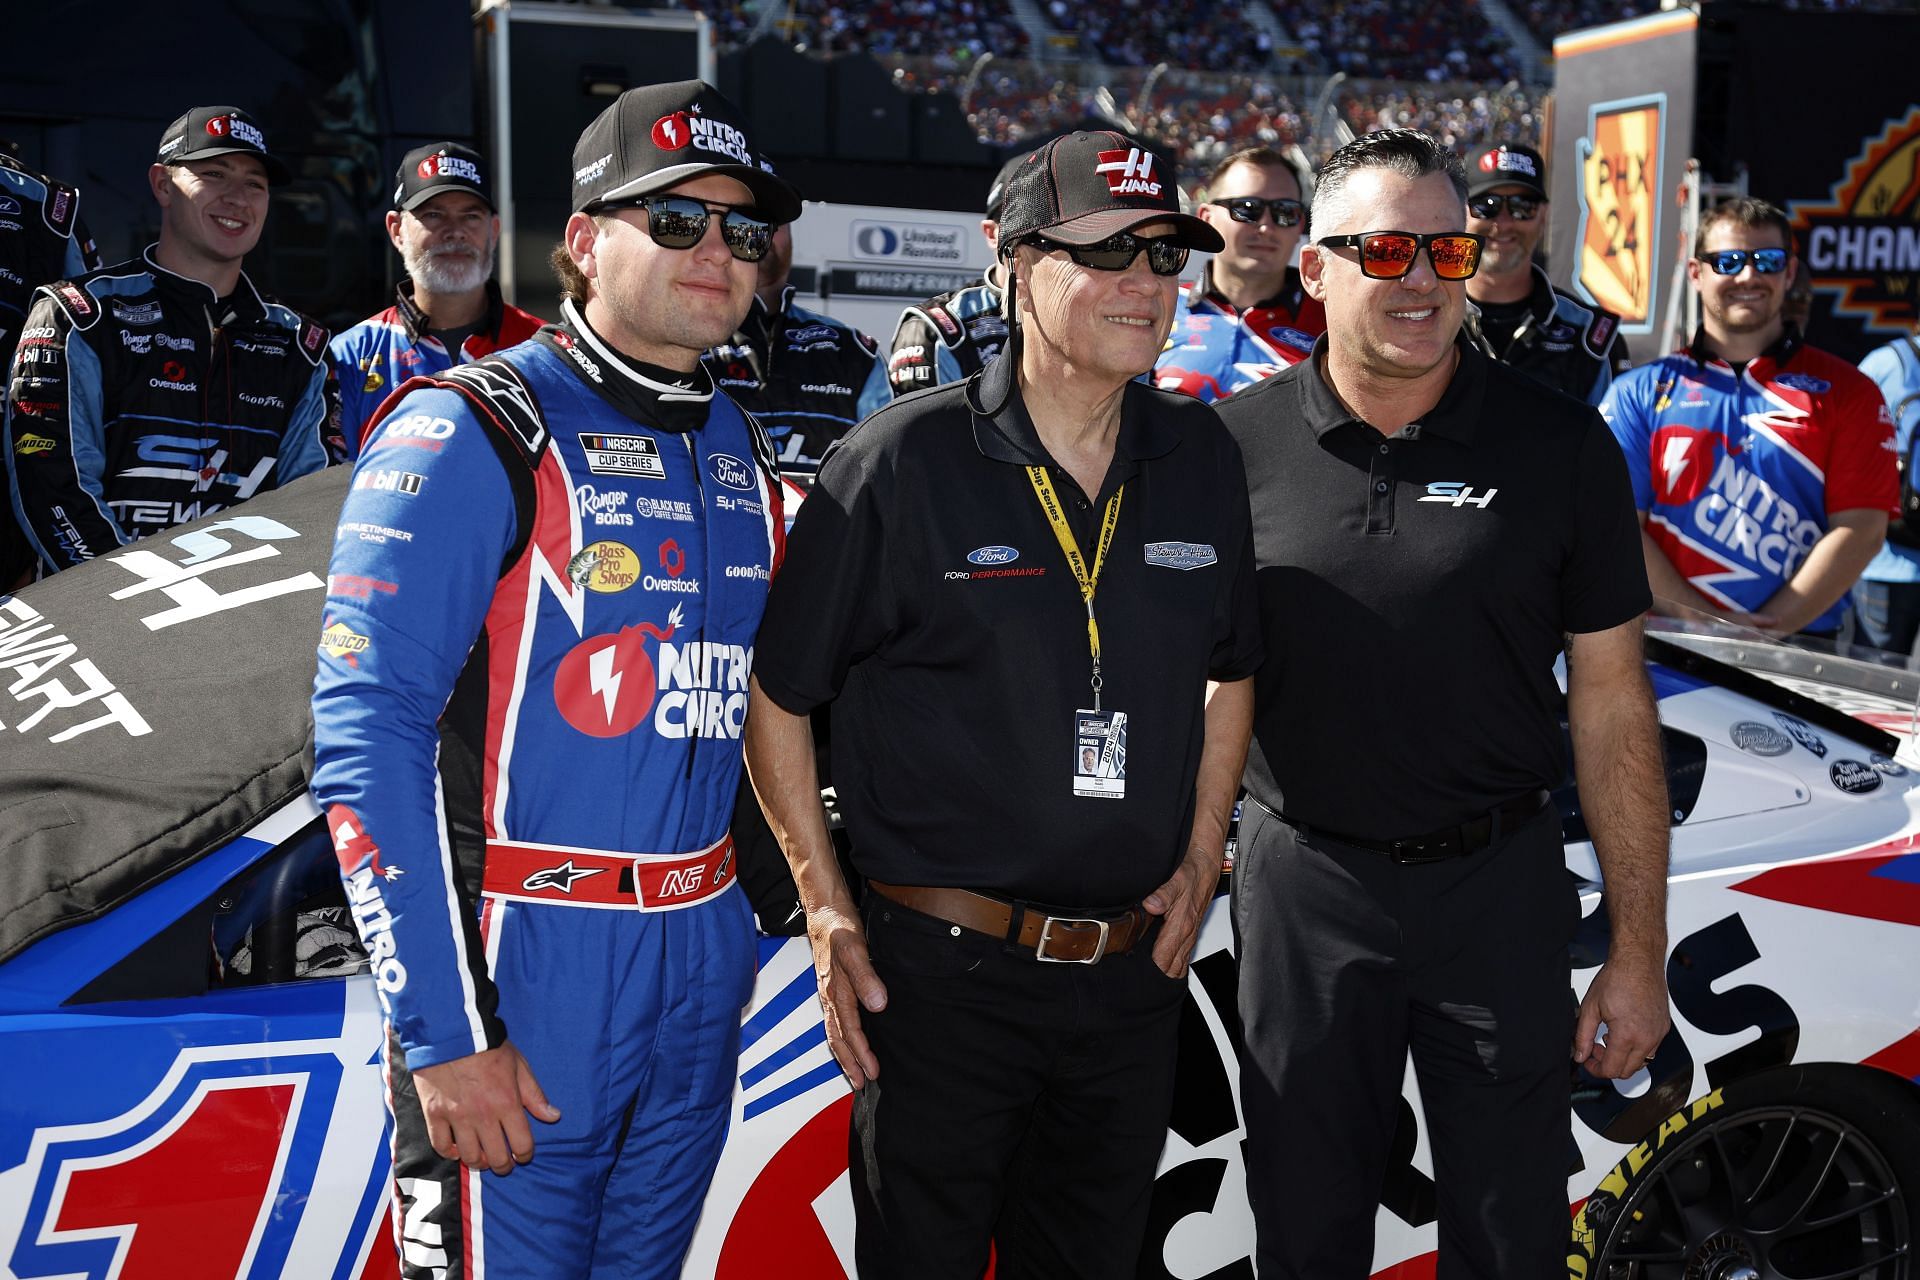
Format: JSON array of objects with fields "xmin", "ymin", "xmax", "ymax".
[
  {"xmin": 653, "ymin": 112, "xmax": 693, "ymax": 151},
  {"xmin": 1096, "ymin": 148, "xmax": 1161, "ymax": 199}
]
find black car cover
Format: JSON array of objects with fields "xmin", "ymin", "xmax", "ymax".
[{"xmin": 0, "ymin": 467, "xmax": 348, "ymax": 964}]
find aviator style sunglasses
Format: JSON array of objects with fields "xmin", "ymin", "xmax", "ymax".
[
  {"xmin": 1209, "ymin": 196, "xmax": 1305, "ymax": 227},
  {"xmin": 1024, "ymin": 231, "xmax": 1191, "ymax": 276},
  {"xmin": 1697, "ymin": 248, "xmax": 1790, "ymax": 276},
  {"xmin": 1316, "ymin": 230, "xmax": 1484, "ymax": 281},
  {"xmin": 1466, "ymin": 192, "xmax": 1542, "ymax": 221},
  {"xmin": 605, "ymin": 195, "xmax": 774, "ymax": 263}
]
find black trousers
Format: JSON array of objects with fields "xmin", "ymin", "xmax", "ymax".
[
  {"xmin": 850, "ymin": 895, "xmax": 1187, "ymax": 1279},
  {"xmin": 1232, "ymin": 800, "xmax": 1578, "ymax": 1280}
]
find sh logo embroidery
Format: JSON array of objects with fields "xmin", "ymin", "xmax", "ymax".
[{"xmin": 1416, "ymin": 481, "xmax": 1497, "ymax": 508}]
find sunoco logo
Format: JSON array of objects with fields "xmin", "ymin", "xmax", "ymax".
[{"xmin": 1791, "ymin": 106, "xmax": 1920, "ymax": 335}]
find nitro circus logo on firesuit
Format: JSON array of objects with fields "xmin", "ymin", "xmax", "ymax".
[
  {"xmin": 326, "ymin": 805, "xmax": 407, "ymax": 996},
  {"xmin": 1649, "ymin": 425, "xmax": 1822, "ymax": 578},
  {"xmin": 552, "ymin": 603, "xmax": 753, "ymax": 740}
]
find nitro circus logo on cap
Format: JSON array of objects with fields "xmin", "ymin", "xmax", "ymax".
[
  {"xmin": 652, "ymin": 107, "xmax": 754, "ymax": 165},
  {"xmin": 1096, "ymin": 148, "xmax": 1162, "ymax": 198},
  {"xmin": 1480, "ymin": 148, "xmax": 1539, "ymax": 178},
  {"xmin": 653, "ymin": 112, "xmax": 694, "ymax": 151},
  {"xmin": 419, "ymin": 153, "xmax": 482, "ymax": 184},
  {"xmin": 206, "ymin": 114, "xmax": 268, "ymax": 151}
]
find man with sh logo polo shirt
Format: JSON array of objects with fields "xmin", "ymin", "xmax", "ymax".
[{"xmin": 1215, "ymin": 129, "xmax": 1670, "ymax": 1278}]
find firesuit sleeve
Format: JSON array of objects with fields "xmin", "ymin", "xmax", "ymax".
[
  {"xmin": 4, "ymin": 284, "xmax": 127, "ymax": 570},
  {"xmin": 328, "ymin": 328, "xmax": 376, "ymax": 461},
  {"xmin": 275, "ymin": 323, "xmax": 333, "ymax": 484},
  {"xmin": 855, "ymin": 335, "xmax": 890, "ymax": 423},
  {"xmin": 310, "ymin": 384, "xmax": 521, "ymax": 1070},
  {"xmin": 1597, "ymin": 369, "xmax": 1654, "ymax": 512},
  {"xmin": 886, "ymin": 307, "xmax": 946, "ymax": 397}
]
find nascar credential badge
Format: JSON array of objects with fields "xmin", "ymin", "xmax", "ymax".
[
  {"xmin": 1144, "ymin": 541, "xmax": 1217, "ymax": 571},
  {"xmin": 579, "ymin": 432, "xmax": 665, "ymax": 479}
]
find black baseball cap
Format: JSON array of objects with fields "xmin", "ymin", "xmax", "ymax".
[
  {"xmin": 995, "ymin": 131, "xmax": 1221, "ymax": 253},
  {"xmin": 985, "ymin": 148, "xmax": 1035, "ymax": 222},
  {"xmin": 1466, "ymin": 143, "xmax": 1548, "ymax": 200},
  {"xmin": 394, "ymin": 142, "xmax": 493, "ymax": 212},
  {"xmin": 570, "ymin": 80, "xmax": 801, "ymax": 222},
  {"xmin": 155, "ymin": 106, "xmax": 290, "ymax": 185}
]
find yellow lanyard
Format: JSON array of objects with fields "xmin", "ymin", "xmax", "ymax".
[{"xmin": 1025, "ymin": 466, "xmax": 1123, "ymax": 709}]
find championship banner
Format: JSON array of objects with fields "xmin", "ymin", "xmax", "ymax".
[{"xmin": 1551, "ymin": 10, "xmax": 1698, "ymax": 340}]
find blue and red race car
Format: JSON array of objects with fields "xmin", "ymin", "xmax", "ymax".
[{"xmin": 2, "ymin": 469, "xmax": 1916, "ymax": 1278}]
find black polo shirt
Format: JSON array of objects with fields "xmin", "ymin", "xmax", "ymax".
[
  {"xmin": 1214, "ymin": 338, "xmax": 1648, "ymax": 840},
  {"xmin": 754, "ymin": 347, "xmax": 1263, "ymax": 907}
]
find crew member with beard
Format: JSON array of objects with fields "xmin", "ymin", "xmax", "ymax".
[{"xmin": 330, "ymin": 142, "xmax": 543, "ymax": 456}]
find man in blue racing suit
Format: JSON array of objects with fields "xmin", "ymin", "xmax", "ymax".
[{"xmin": 310, "ymin": 80, "xmax": 798, "ymax": 1280}]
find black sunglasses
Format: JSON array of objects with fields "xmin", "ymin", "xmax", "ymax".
[
  {"xmin": 1698, "ymin": 248, "xmax": 1790, "ymax": 276},
  {"xmin": 605, "ymin": 195, "xmax": 773, "ymax": 263},
  {"xmin": 1316, "ymin": 230, "xmax": 1485, "ymax": 281},
  {"xmin": 1209, "ymin": 196, "xmax": 1305, "ymax": 228},
  {"xmin": 1466, "ymin": 193, "xmax": 1542, "ymax": 222},
  {"xmin": 1025, "ymin": 231, "xmax": 1190, "ymax": 276}
]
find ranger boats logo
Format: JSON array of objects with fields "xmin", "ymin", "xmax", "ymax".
[{"xmin": 1790, "ymin": 105, "xmax": 1920, "ymax": 335}]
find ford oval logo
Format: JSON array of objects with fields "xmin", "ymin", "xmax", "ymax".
[
  {"xmin": 967, "ymin": 545, "xmax": 1019, "ymax": 566},
  {"xmin": 709, "ymin": 453, "xmax": 754, "ymax": 491}
]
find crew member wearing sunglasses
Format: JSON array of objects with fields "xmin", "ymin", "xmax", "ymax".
[
  {"xmin": 1214, "ymin": 129, "xmax": 1667, "ymax": 1279},
  {"xmin": 747, "ymin": 131, "xmax": 1259, "ymax": 1278},
  {"xmin": 1600, "ymin": 196, "xmax": 1894, "ymax": 640},
  {"xmin": 1458, "ymin": 141, "xmax": 1629, "ymax": 406},
  {"xmin": 1154, "ymin": 145, "xmax": 1325, "ymax": 403},
  {"xmin": 313, "ymin": 80, "xmax": 802, "ymax": 1280}
]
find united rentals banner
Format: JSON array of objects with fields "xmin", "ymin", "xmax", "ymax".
[{"xmin": 1552, "ymin": 11, "xmax": 1698, "ymax": 341}]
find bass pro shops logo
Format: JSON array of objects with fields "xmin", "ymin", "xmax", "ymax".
[{"xmin": 1791, "ymin": 106, "xmax": 1920, "ymax": 333}]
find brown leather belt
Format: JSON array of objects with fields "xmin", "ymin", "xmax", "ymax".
[{"xmin": 866, "ymin": 881, "xmax": 1153, "ymax": 964}]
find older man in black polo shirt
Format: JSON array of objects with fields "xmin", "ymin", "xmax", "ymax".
[
  {"xmin": 1214, "ymin": 129, "xmax": 1671, "ymax": 1277},
  {"xmin": 745, "ymin": 131, "xmax": 1259, "ymax": 1279}
]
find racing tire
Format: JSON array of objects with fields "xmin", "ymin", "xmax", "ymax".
[{"xmin": 1569, "ymin": 1063, "xmax": 1920, "ymax": 1279}]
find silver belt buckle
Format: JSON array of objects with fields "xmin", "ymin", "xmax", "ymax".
[{"xmin": 1035, "ymin": 915, "xmax": 1109, "ymax": 964}]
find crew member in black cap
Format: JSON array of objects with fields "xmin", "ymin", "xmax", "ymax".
[
  {"xmin": 1215, "ymin": 129, "xmax": 1669, "ymax": 1279},
  {"xmin": 313, "ymin": 79, "xmax": 798, "ymax": 1280},
  {"xmin": 746, "ymin": 130, "xmax": 1259, "ymax": 1278},
  {"xmin": 1461, "ymin": 140, "xmax": 1629, "ymax": 405},
  {"xmin": 329, "ymin": 141, "xmax": 544, "ymax": 455},
  {"xmin": 885, "ymin": 146, "xmax": 1038, "ymax": 394},
  {"xmin": 5, "ymin": 105, "xmax": 331, "ymax": 574}
]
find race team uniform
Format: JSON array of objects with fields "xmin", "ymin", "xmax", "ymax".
[
  {"xmin": 704, "ymin": 283, "xmax": 887, "ymax": 480},
  {"xmin": 1462, "ymin": 263, "xmax": 1628, "ymax": 407},
  {"xmin": 329, "ymin": 279, "xmax": 544, "ymax": 458},
  {"xmin": 1852, "ymin": 333, "xmax": 1920, "ymax": 651},
  {"xmin": 1151, "ymin": 265, "xmax": 1325, "ymax": 404},
  {"xmin": 310, "ymin": 297, "xmax": 782, "ymax": 1279},
  {"xmin": 1600, "ymin": 327, "xmax": 1896, "ymax": 633},
  {"xmin": 0, "ymin": 152, "xmax": 98, "ymax": 583},
  {"xmin": 4, "ymin": 245, "xmax": 331, "ymax": 572},
  {"xmin": 886, "ymin": 270, "xmax": 1009, "ymax": 394}
]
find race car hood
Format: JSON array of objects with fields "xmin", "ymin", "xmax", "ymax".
[{"xmin": 0, "ymin": 468, "xmax": 346, "ymax": 964}]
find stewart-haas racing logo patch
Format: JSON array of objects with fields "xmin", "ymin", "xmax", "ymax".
[{"xmin": 1791, "ymin": 105, "xmax": 1920, "ymax": 335}]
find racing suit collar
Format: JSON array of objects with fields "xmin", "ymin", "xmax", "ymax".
[
  {"xmin": 140, "ymin": 242, "xmax": 267, "ymax": 324},
  {"xmin": 543, "ymin": 296, "xmax": 715, "ymax": 432},
  {"xmin": 1195, "ymin": 262, "xmax": 1305, "ymax": 316},
  {"xmin": 967, "ymin": 328, "xmax": 1180, "ymax": 475},
  {"xmin": 1685, "ymin": 321, "xmax": 1803, "ymax": 371},
  {"xmin": 395, "ymin": 278, "xmax": 510, "ymax": 346},
  {"xmin": 1295, "ymin": 333, "xmax": 1487, "ymax": 445}
]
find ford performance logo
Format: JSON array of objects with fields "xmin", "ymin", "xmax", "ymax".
[
  {"xmin": 709, "ymin": 453, "xmax": 754, "ymax": 491},
  {"xmin": 967, "ymin": 545, "xmax": 1019, "ymax": 566}
]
